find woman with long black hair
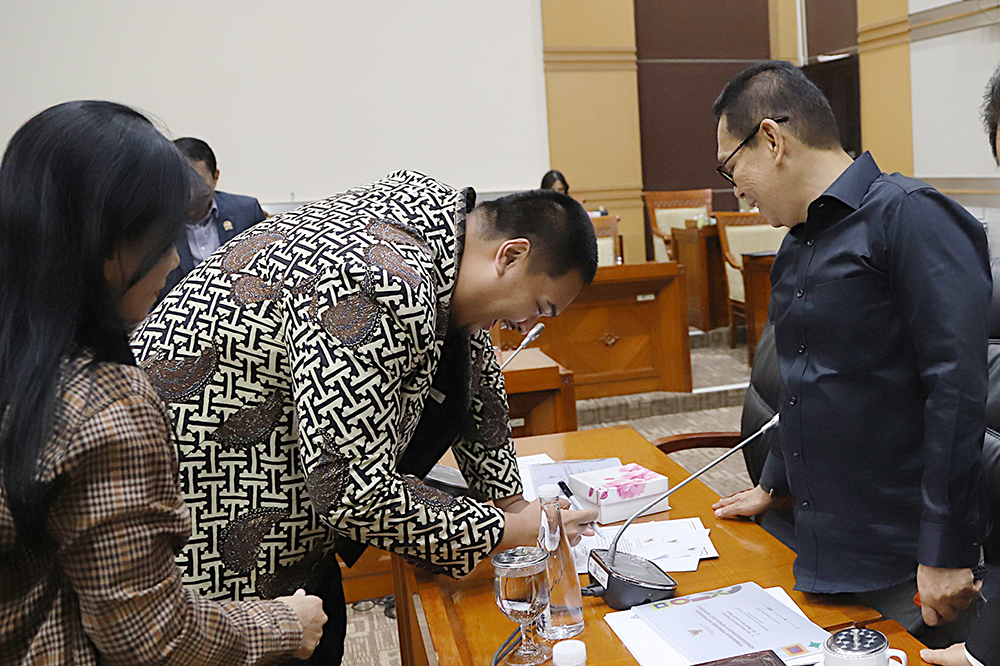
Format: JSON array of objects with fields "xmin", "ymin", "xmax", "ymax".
[{"xmin": 0, "ymin": 101, "xmax": 326, "ymax": 664}]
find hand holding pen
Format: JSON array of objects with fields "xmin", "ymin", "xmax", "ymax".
[{"xmin": 558, "ymin": 480, "xmax": 601, "ymax": 537}]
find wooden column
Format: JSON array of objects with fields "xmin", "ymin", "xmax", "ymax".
[
  {"xmin": 857, "ymin": 0, "xmax": 913, "ymax": 176},
  {"xmin": 540, "ymin": 0, "xmax": 646, "ymax": 263}
]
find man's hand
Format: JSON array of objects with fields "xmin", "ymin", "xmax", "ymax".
[
  {"xmin": 712, "ymin": 485, "xmax": 785, "ymax": 519},
  {"xmin": 920, "ymin": 643, "xmax": 972, "ymax": 666},
  {"xmin": 495, "ymin": 498, "xmax": 598, "ymax": 552},
  {"xmin": 917, "ymin": 564, "xmax": 981, "ymax": 626}
]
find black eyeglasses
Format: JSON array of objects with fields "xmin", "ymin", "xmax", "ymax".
[{"xmin": 716, "ymin": 116, "xmax": 789, "ymax": 186}]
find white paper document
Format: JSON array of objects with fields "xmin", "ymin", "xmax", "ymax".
[
  {"xmin": 605, "ymin": 585, "xmax": 826, "ymax": 666},
  {"xmin": 516, "ymin": 454, "xmax": 554, "ymax": 501},
  {"xmin": 572, "ymin": 517, "xmax": 717, "ymax": 574}
]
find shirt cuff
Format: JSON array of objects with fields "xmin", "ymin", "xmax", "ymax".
[
  {"xmin": 759, "ymin": 452, "xmax": 789, "ymax": 496},
  {"xmin": 916, "ymin": 519, "xmax": 980, "ymax": 569},
  {"xmin": 966, "ymin": 645, "xmax": 985, "ymax": 666}
]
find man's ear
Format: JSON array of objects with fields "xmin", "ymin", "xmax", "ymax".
[
  {"xmin": 494, "ymin": 238, "xmax": 531, "ymax": 276},
  {"xmin": 760, "ymin": 119, "xmax": 786, "ymax": 165},
  {"xmin": 212, "ymin": 169, "xmax": 220, "ymax": 188}
]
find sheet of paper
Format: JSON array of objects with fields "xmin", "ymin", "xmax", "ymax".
[
  {"xmin": 632, "ymin": 582, "xmax": 828, "ymax": 664},
  {"xmin": 604, "ymin": 587, "xmax": 823, "ymax": 666},
  {"xmin": 527, "ymin": 457, "xmax": 622, "ymax": 500},
  {"xmin": 572, "ymin": 520, "xmax": 718, "ymax": 574},
  {"xmin": 516, "ymin": 453, "xmax": 554, "ymax": 501}
]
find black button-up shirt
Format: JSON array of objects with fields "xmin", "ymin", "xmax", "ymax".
[{"xmin": 759, "ymin": 152, "xmax": 990, "ymax": 594}]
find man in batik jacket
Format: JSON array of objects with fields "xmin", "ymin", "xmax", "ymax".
[{"xmin": 131, "ymin": 170, "xmax": 598, "ymax": 664}]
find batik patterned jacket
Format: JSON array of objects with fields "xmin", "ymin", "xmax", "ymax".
[{"xmin": 131, "ymin": 170, "xmax": 522, "ymax": 601}]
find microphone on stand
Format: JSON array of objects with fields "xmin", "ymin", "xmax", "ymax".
[
  {"xmin": 499, "ymin": 323, "xmax": 545, "ymax": 371},
  {"xmin": 585, "ymin": 412, "xmax": 781, "ymax": 610}
]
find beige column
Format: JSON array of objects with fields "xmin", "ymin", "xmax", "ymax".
[
  {"xmin": 541, "ymin": 0, "xmax": 646, "ymax": 263},
  {"xmin": 857, "ymin": 0, "xmax": 913, "ymax": 176},
  {"xmin": 769, "ymin": 0, "xmax": 800, "ymax": 62}
]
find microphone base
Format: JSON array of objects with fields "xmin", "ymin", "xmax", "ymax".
[{"xmin": 587, "ymin": 549, "xmax": 677, "ymax": 610}]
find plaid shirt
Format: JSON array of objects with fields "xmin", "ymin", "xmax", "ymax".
[{"xmin": 0, "ymin": 358, "xmax": 302, "ymax": 665}]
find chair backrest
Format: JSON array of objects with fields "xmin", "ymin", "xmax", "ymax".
[
  {"xmin": 715, "ymin": 211, "xmax": 787, "ymax": 303},
  {"xmin": 643, "ymin": 189, "xmax": 713, "ymax": 262},
  {"xmin": 592, "ymin": 215, "xmax": 623, "ymax": 266}
]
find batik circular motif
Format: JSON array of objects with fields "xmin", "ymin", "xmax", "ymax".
[
  {"xmin": 257, "ymin": 548, "xmax": 334, "ymax": 599},
  {"xmin": 143, "ymin": 343, "xmax": 219, "ymax": 402},
  {"xmin": 402, "ymin": 474, "xmax": 455, "ymax": 510},
  {"xmin": 218, "ymin": 507, "xmax": 290, "ymax": 573},
  {"xmin": 231, "ymin": 274, "xmax": 284, "ymax": 305},
  {"xmin": 366, "ymin": 243, "xmax": 424, "ymax": 291},
  {"xmin": 466, "ymin": 389, "xmax": 511, "ymax": 451},
  {"xmin": 221, "ymin": 232, "xmax": 286, "ymax": 274},
  {"xmin": 366, "ymin": 219, "xmax": 431, "ymax": 255},
  {"xmin": 319, "ymin": 291, "xmax": 380, "ymax": 348},
  {"xmin": 211, "ymin": 389, "xmax": 285, "ymax": 450},
  {"xmin": 304, "ymin": 434, "xmax": 351, "ymax": 516},
  {"xmin": 435, "ymin": 299, "xmax": 450, "ymax": 340}
]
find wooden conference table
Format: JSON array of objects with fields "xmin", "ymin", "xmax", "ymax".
[{"xmin": 392, "ymin": 426, "xmax": 927, "ymax": 666}]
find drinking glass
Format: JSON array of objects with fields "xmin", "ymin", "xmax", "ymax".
[{"xmin": 492, "ymin": 546, "xmax": 552, "ymax": 665}]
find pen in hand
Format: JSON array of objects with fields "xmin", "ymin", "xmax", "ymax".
[{"xmin": 558, "ymin": 480, "xmax": 601, "ymax": 536}]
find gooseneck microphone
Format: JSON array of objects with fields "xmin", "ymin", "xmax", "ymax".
[
  {"xmin": 499, "ymin": 323, "xmax": 545, "ymax": 371},
  {"xmin": 585, "ymin": 412, "xmax": 781, "ymax": 610}
]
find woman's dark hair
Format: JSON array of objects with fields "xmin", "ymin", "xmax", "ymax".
[
  {"xmin": 540, "ymin": 169, "xmax": 569, "ymax": 193},
  {"xmin": 0, "ymin": 101, "xmax": 191, "ymax": 543}
]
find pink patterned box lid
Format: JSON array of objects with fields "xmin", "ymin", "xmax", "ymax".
[{"xmin": 568, "ymin": 463, "xmax": 669, "ymax": 505}]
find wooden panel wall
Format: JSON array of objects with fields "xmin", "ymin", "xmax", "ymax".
[
  {"xmin": 634, "ymin": 0, "xmax": 771, "ymax": 218},
  {"xmin": 541, "ymin": 0, "xmax": 646, "ymax": 263}
]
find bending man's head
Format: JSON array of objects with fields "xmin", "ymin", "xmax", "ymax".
[
  {"xmin": 451, "ymin": 189, "xmax": 597, "ymax": 335},
  {"xmin": 714, "ymin": 60, "xmax": 846, "ymax": 228}
]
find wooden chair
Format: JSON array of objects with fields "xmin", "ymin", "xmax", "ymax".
[
  {"xmin": 715, "ymin": 212, "xmax": 787, "ymax": 348},
  {"xmin": 652, "ymin": 431, "xmax": 740, "ymax": 455},
  {"xmin": 642, "ymin": 189, "xmax": 713, "ymax": 262},
  {"xmin": 592, "ymin": 214, "xmax": 623, "ymax": 266}
]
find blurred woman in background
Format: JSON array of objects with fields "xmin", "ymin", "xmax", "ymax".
[
  {"xmin": 540, "ymin": 169, "xmax": 569, "ymax": 194},
  {"xmin": 0, "ymin": 100, "xmax": 326, "ymax": 665}
]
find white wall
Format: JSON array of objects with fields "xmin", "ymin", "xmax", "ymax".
[
  {"xmin": 909, "ymin": 0, "xmax": 955, "ymax": 14},
  {"xmin": 910, "ymin": 23, "xmax": 1000, "ymax": 178},
  {"xmin": 0, "ymin": 1, "xmax": 550, "ymax": 204}
]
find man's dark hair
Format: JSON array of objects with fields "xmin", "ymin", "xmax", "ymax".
[
  {"xmin": 984, "ymin": 61, "xmax": 1000, "ymax": 164},
  {"xmin": 174, "ymin": 137, "xmax": 217, "ymax": 173},
  {"xmin": 476, "ymin": 190, "xmax": 597, "ymax": 284},
  {"xmin": 713, "ymin": 60, "xmax": 841, "ymax": 150}
]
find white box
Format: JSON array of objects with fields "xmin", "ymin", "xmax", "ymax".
[{"xmin": 567, "ymin": 463, "xmax": 670, "ymax": 525}]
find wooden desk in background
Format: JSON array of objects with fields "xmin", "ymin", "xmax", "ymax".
[
  {"xmin": 395, "ymin": 426, "xmax": 895, "ymax": 666},
  {"xmin": 495, "ymin": 262, "xmax": 693, "ymax": 398},
  {"xmin": 670, "ymin": 225, "xmax": 729, "ymax": 332},
  {"xmin": 499, "ymin": 348, "xmax": 576, "ymax": 436},
  {"xmin": 742, "ymin": 252, "xmax": 775, "ymax": 365}
]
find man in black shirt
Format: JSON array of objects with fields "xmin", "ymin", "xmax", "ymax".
[
  {"xmin": 710, "ymin": 61, "xmax": 989, "ymax": 644},
  {"xmin": 922, "ymin": 58, "xmax": 1000, "ymax": 666}
]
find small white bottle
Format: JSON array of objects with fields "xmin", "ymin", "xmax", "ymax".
[
  {"xmin": 552, "ymin": 639, "xmax": 587, "ymax": 666},
  {"xmin": 536, "ymin": 484, "xmax": 585, "ymax": 639}
]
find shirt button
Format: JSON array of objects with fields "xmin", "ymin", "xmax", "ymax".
[
  {"xmin": 801, "ymin": 501, "xmax": 810, "ymax": 509},
  {"xmin": 792, "ymin": 452, "xmax": 800, "ymax": 460},
  {"xmin": 797, "ymin": 344, "xmax": 805, "ymax": 354},
  {"xmin": 789, "ymin": 396, "xmax": 797, "ymax": 405},
  {"xmin": 796, "ymin": 289, "xmax": 804, "ymax": 298},
  {"xmin": 806, "ymin": 239, "xmax": 815, "ymax": 247}
]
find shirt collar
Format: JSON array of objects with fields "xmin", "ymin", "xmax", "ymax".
[
  {"xmin": 188, "ymin": 197, "xmax": 219, "ymax": 227},
  {"xmin": 816, "ymin": 151, "xmax": 881, "ymax": 211}
]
